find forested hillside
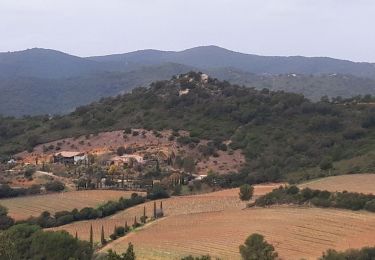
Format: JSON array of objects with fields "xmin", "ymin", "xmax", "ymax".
[
  {"xmin": 1, "ymin": 46, "xmax": 375, "ymax": 116},
  {"xmin": 1, "ymin": 72, "xmax": 375, "ymax": 183}
]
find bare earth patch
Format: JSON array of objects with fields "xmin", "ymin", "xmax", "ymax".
[
  {"xmin": 299, "ymin": 174, "xmax": 375, "ymax": 194},
  {"xmin": 17, "ymin": 129, "xmax": 245, "ymax": 176},
  {"xmin": 0, "ymin": 190, "xmax": 138, "ymax": 220}
]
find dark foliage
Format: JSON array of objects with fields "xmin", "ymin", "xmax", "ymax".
[
  {"xmin": 25, "ymin": 194, "xmax": 146, "ymax": 228},
  {"xmin": 255, "ymin": 185, "xmax": 375, "ymax": 212},
  {"xmin": 1, "ymin": 73, "xmax": 375, "ymax": 185},
  {"xmin": 321, "ymin": 246, "xmax": 375, "ymax": 260},
  {"xmin": 0, "ymin": 223, "xmax": 92, "ymax": 260}
]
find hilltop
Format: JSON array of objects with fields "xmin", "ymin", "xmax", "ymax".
[{"xmin": 1, "ymin": 72, "xmax": 375, "ymax": 184}]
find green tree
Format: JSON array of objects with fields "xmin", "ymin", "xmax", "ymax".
[
  {"xmin": 239, "ymin": 184, "xmax": 254, "ymax": 201},
  {"xmin": 239, "ymin": 233, "xmax": 278, "ymax": 260},
  {"xmin": 123, "ymin": 243, "xmax": 136, "ymax": 260},
  {"xmin": 153, "ymin": 201, "xmax": 157, "ymax": 219},
  {"xmin": 140, "ymin": 206, "xmax": 147, "ymax": 224},
  {"xmin": 101, "ymin": 225, "xmax": 106, "ymax": 245},
  {"xmin": 106, "ymin": 243, "xmax": 136, "ymax": 260},
  {"xmin": 0, "ymin": 205, "xmax": 14, "ymax": 230},
  {"xmin": 89, "ymin": 224, "xmax": 93, "ymax": 249},
  {"xmin": 319, "ymin": 157, "xmax": 333, "ymax": 171}
]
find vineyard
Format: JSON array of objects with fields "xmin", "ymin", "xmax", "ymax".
[
  {"xmin": 0, "ymin": 190, "xmax": 138, "ymax": 220},
  {"xmin": 104, "ymin": 207, "xmax": 375, "ymax": 260},
  {"xmin": 50, "ymin": 185, "xmax": 278, "ymax": 242},
  {"xmin": 299, "ymin": 174, "xmax": 375, "ymax": 194},
  {"xmin": 47, "ymin": 183, "xmax": 375, "ymax": 259}
]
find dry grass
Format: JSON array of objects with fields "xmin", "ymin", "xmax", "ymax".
[
  {"xmin": 104, "ymin": 207, "xmax": 375, "ymax": 260},
  {"xmin": 0, "ymin": 190, "xmax": 138, "ymax": 220},
  {"xmin": 299, "ymin": 174, "xmax": 375, "ymax": 194}
]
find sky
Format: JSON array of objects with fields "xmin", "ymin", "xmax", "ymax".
[{"xmin": 0, "ymin": 0, "xmax": 374, "ymax": 62}]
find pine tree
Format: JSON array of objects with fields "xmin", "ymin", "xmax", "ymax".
[
  {"xmin": 160, "ymin": 201, "xmax": 163, "ymax": 211},
  {"xmin": 75, "ymin": 231, "xmax": 78, "ymax": 240},
  {"xmin": 125, "ymin": 221, "xmax": 129, "ymax": 232},
  {"xmin": 100, "ymin": 225, "xmax": 106, "ymax": 245},
  {"xmin": 89, "ymin": 224, "xmax": 93, "ymax": 249}
]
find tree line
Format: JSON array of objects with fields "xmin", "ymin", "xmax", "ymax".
[{"xmin": 255, "ymin": 185, "xmax": 375, "ymax": 212}]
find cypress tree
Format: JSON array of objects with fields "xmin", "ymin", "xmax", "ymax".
[
  {"xmin": 100, "ymin": 225, "xmax": 106, "ymax": 245},
  {"xmin": 160, "ymin": 201, "xmax": 163, "ymax": 211},
  {"xmin": 125, "ymin": 221, "xmax": 129, "ymax": 232},
  {"xmin": 75, "ymin": 231, "xmax": 78, "ymax": 240},
  {"xmin": 142, "ymin": 206, "xmax": 146, "ymax": 223},
  {"xmin": 89, "ymin": 224, "xmax": 93, "ymax": 249},
  {"xmin": 153, "ymin": 201, "xmax": 157, "ymax": 219},
  {"xmin": 133, "ymin": 216, "xmax": 137, "ymax": 228}
]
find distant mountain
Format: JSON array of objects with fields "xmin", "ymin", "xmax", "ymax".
[
  {"xmin": 0, "ymin": 63, "xmax": 194, "ymax": 116},
  {"xmin": 89, "ymin": 46, "xmax": 375, "ymax": 79},
  {"xmin": 1, "ymin": 46, "xmax": 375, "ymax": 116},
  {"xmin": 206, "ymin": 68, "xmax": 375, "ymax": 101},
  {"xmin": 0, "ymin": 48, "xmax": 123, "ymax": 79}
]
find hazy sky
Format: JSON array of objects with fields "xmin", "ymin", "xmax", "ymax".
[{"xmin": 1, "ymin": 0, "xmax": 374, "ymax": 62}]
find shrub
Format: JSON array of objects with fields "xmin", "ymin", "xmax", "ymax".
[
  {"xmin": 147, "ymin": 185, "xmax": 170, "ymax": 200},
  {"xmin": 364, "ymin": 199, "xmax": 375, "ymax": 212},
  {"xmin": 116, "ymin": 146, "xmax": 126, "ymax": 156},
  {"xmin": 239, "ymin": 233, "xmax": 278, "ymax": 260},
  {"xmin": 239, "ymin": 184, "xmax": 254, "ymax": 201},
  {"xmin": 45, "ymin": 181, "xmax": 65, "ymax": 192}
]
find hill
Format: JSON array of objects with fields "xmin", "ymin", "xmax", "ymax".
[
  {"xmin": 299, "ymin": 174, "xmax": 375, "ymax": 194},
  {"xmin": 0, "ymin": 63, "xmax": 194, "ymax": 116},
  {"xmin": 1, "ymin": 46, "xmax": 375, "ymax": 116},
  {"xmin": 90, "ymin": 46, "xmax": 375, "ymax": 78},
  {"xmin": 1, "ymin": 72, "xmax": 375, "ymax": 184},
  {"xmin": 0, "ymin": 48, "xmax": 110, "ymax": 79}
]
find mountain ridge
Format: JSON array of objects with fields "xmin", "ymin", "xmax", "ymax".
[{"xmin": 1, "ymin": 45, "xmax": 375, "ymax": 116}]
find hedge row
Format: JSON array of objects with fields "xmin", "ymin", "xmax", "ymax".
[{"xmin": 255, "ymin": 186, "xmax": 375, "ymax": 212}]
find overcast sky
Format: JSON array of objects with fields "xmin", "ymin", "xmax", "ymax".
[{"xmin": 0, "ymin": 0, "xmax": 374, "ymax": 62}]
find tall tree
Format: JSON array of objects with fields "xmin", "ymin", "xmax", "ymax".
[
  {"xmin": 153, "ymin": 201, "xmax": 157, "ymax": 219},
  {"xmin": 89, "ymin": 224, "xmax": 93, "ymax": 249},
  {"xmin": 123, "ymin": 243, "xmax": 136, "ymax": 260},
  {"xmin": 239, "ymin": 233, "xmax": 278, "ymax": 260},
  {"xmin": 101, "ymin": 225, "xmax": 106, "ymax": 245}
]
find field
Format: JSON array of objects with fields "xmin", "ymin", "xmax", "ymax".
[
  {"xmin": 50, "ymin": 184, "xmax": 278, "ymax": 242},
  {"xmin": 0, "ymin": 190, "xmax": 138, "ymax": 220},
  {"xmin": 49, "ymin": 183, "xmax": 375, "ymax": 259},
  {"xmin": 299, "ymin": 174, "xmax": 375, "ymax": 194},
  {"xmin": 104, "ymin": 207, "xmax": 375, "ymax": 260}
]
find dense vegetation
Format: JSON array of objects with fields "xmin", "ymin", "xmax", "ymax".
[
  {"xmin": 1, "ymin": 72, "xmax": 375, "ymax": 184},
  {"xmin": 255, "ymin": 186, "xmax": 375, "ymax": 212},
  {"xmin": 0, "ymin": 223, "xmax": 92, "ymax": 260},
  {"xmin": 3, "ymin": 46, "xmax": 375, "ymax": 116},
  {"xmin": 23, "ymin": 193, "xmax": 146, "ymax": 228},
  {"xmin": 321, "ymin": 247, "xmax": 375, "ymax": 260}
]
